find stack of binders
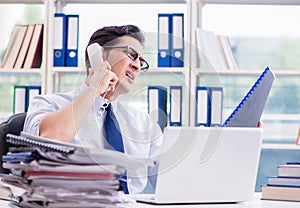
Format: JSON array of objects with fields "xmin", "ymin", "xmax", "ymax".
[
  {"xmin": 0, "ymin": 132, "xmax": 154, "ymax": 207},
  {"xmin": 53, "ymin": 13, "xmax": 79, "ymax": 67},
  {"xmin": 148, "ymin": 85, "xmax": 183, "ymax": 128},
  {"xmin": 195, "ymin": 86, "xmax": 223, "ymax": 127},
  {"xmin": 158, "ymin": 13, "xmax": 184, "ymax": 67},
  {"xmin": 13, "ymin": 85, "xmax": 41, "ymax": 114}
]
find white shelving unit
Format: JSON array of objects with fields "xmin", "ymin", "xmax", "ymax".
[
  {"xmin": 45, "ymin": 0, "xmax": 192, "ymax": 126},
  {"xmin": 0, "ymin": 0, "xmax": 299, "ymax": 129},
  {"xmin": 0, "ymin": 0, "xmax": 48, "ymax": 94},
  {"xmin": 187, "ymin": 0, "xmax": 300, "ymax": 126}
]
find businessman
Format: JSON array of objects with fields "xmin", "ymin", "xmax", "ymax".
[{"xmin": 24, "ymin": 25, "xmax": 163, "ymax": 194}]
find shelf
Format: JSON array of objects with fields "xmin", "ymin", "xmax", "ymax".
[
  {"xmin": 261, "ymin": 143, "xmax": 300, "ymax": 150},
  {"xmin": 201, "ymin": 0, "xmax": 300, "ymax": 5},
  {"xmin": 0, "ymin": 0, "xmax": 43, "ymax": 3},
  {"xmin": 50, "ymin": 67, "xmax": 187, "ymax": 74},
  {"xmin": 193, "ymin": 69, "xmax": 300, "ymax": 76},
  {"xmin": 0, "ymin": 68, "xmax": 42, "ymax": 74},
  {"xmin": 59, "ymin": 0, "xmax": 186, "ymax": 4},
  {"xmin": 262, "ymin": 114, "xmax": 300, "ymax": 121},
  {"xmin": 147, "ymin": 67, "xmax": 187, "ymax": 74},
  {"xmin": 50, "ymin": 67, "xmax": 86, "ymax": 74}
]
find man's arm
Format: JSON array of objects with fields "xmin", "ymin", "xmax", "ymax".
[{"xmin": 39, "ymin": 62, "xmax": 118, "ymax": 143}]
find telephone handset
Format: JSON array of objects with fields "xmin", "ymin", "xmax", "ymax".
[
  {"xmin": 87, "ymin": 43, "xmax": 111, "ymax": 102},
  {"xmin": 87, "ymin": 43, "xmax": 104, "ymax": 69}
]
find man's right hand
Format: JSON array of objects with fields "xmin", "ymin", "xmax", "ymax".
[{"xmin": 85, "ymin": 61, "xmax": 118, "ymax": 97}]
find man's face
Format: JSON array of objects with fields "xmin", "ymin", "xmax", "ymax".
[{"xmin": 104, "ymin": 36, "xmax": 145, "ymax": 95}]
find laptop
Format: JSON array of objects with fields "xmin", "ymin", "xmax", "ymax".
[{"xmin": 135, "ymin": 126, "xmax": 263, "ymax": 204}]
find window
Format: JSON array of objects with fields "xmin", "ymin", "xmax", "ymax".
[
  {"xmin": 201, "ymin": 4, "xmax": 300, "ymax": 192},
  {"xmin": 0, "ymin": 4, "xmax": 43, "ymax": 122},
  {"xmin": 202, "ymin": 4, "xmax": 300, "ymax": 143}
]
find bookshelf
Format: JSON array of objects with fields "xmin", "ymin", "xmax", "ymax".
[
  {"xmin": 0, "ymin": 1, "xmax": 47, "ymax": 95},
  {"xmin": 0, "ymin": 0, "xmax": 299, "ymax": 132},
  {"xmin": 45, "ymin": 0, "xmax": 191, "ymax": 126},
  {"xmin": 1, "ymin": 0, "xmax": 300, "ymax": 194},
  {"xmin": 188, "ymin": 0, "xmax": 300, "ymax": 128}
]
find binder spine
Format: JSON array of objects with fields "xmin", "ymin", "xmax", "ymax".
[
  {"xmin": 195, "ymin": 86, "xmax": 210, "ymax": 126},
  {"xmin": 65, "ymin": 14, "xmax": 79, "ymax": 67},
  {"xmin": 53, "ymin": 13, "xmax": 66, "ymax": 67},
  {"xmin": 158, "ymin": 13, "xmax": 172, "ymax": 67},
  {"xmin": 170, "ymin": 13, "xmax": 184, "ymax": 67},
  {"xmin": 25, "ymin": 85, "xmax": 41, "ymax": 112},
  {"xmin": 209, "ymin": 87, "xmax": 223, "ymax": 126},
  {"xmin": 169, "ymin": 86, "xmax": 182, "ymax": 126},
  {"xmin": 148, "ymin": 86, "xmax": 168, "ymax": 131},
  {"xmin": 6, "ymin": 134, "xmax": 75, "ymax": 154}
]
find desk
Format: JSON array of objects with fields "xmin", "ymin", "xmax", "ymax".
[{"xmin": 0, "ymin": 193, "xmax": 299, "ymax": 207}]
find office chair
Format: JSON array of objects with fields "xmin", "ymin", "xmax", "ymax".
[{"xmin": 0, "ymin": 112, "xmax": 27, "ymax": 173}]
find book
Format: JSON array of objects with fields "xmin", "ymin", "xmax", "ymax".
[
  {"xmin": 278, "ymin": 164, "xmax": 300, "ymax": 178},
  {"xmin": 1, "ymin": 26, "xmax": 20, "ymax": 68},
  {"xmin": 195, "ymin": 28, "xmax": 237, "ymax": 70},
  {"xmin": 1, "ymin": 25, "xmax": 27, "ymax": 69},
  {"xmin": 215, "ymin": 35, "xmax": 230, "ymax": 69},
  {"xmin": 223, "ymin": 67, "xmax": 275, "ymax": 127},
  {"xmin": 262, "ymin": 185, "xmax": 300, "ymax": 202},
  {"xmin": 23, "ymin": 24, "xmax": 43, "ymax": 69},
  {"xmin": 14, "ymin": 25, "xmax": 35, "ymax": 68},
  {"xmin": 267, "ymin": 176, "xmax": 300, "ymax": 187},
  {"xmin": 218, "ymin": 35, "xmax": 238, "ymax": 70},
  {"xmin": 195, "ymin": 28, "xmax": 212, "ymax": 69},
  {"xmin": 202, "ymin": 30, "xmax": 227, "ymax": 70}
]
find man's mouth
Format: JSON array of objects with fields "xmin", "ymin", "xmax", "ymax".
[{"xmin": 126, "ymin": 71, "xmax": 134, "ymax": 81}]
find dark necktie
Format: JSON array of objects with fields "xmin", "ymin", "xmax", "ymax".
[{"xmin": 105, "ymin": 104, "xmax": 129, "ymax": 194}]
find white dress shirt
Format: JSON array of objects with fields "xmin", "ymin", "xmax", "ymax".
[{"xmin": 23, "ymin": 83, "xmax": 163, "ymax": 194}]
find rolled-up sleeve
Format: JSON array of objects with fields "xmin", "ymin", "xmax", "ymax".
[{"xmin": 23, "ymin": 93, "xmax": 71, "ymax": 136}]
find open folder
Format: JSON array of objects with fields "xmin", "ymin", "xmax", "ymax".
[{"xmin": 223, "ymin": 67, "xmax": 275, "ymax": 127}]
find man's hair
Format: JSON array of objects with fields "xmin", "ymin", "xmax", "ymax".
[{"xmin": 85, "ymin": 25, "xmax": 145, "ymax": 73}]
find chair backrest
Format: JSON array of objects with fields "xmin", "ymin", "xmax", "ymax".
[{"xmin": 0, "ymin": 112, "xmax": 27, "ymax": 173}]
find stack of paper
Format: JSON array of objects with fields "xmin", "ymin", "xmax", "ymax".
[{"xmin": 0, "ymin": 132, "xmax": 154, "ymax": 207}]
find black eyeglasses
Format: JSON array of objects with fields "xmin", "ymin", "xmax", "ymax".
[{"xmin": 103, "ymin": 45, "xmax": 149, "ymax": 72}]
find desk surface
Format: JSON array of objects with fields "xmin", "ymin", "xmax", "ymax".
[{"xmin": 0, "ymin": 193, "xmax": 299, "ymax": 208}]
